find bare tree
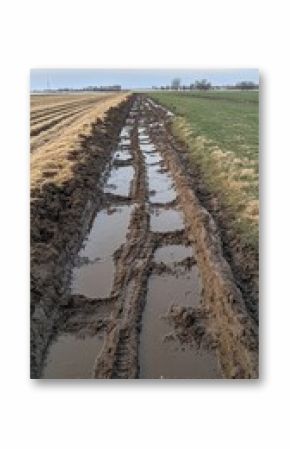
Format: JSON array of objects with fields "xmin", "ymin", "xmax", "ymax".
[
  {"xmin": 171, "ymin": 78, "xmax": 181, "ymax": 90},
  {"xmin": 235, "ymin": 81, "xmax": 258, "ymax": 90},
  {"xmin": 194, "ymin": 79, "xmax": 212, "ymax": 90}
]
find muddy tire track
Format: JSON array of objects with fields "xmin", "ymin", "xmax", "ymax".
[
  {"xmin": 30, "ymin": 96, "xmax": 135, "ymax": 378},
  {"xmin": 144, "ymin": 100, "xmax": 258, "ymax": 378},
  {"xmin": 34, "ymin": 96, "xmax": 258, "ymax": 379}
]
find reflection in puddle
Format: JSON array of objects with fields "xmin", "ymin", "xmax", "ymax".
[
  {"xmin": 139, "ymin": 267, "xmax": 220, "ymax": 379},
  {"xmin": 140, "ymin": 143, "xmax": 155, "ymax": 153},
  {"xmin": 120, "ymin": 126, "xmax": 132, "ymax": 139},
  {"xmin": 120, "ymin": 137, "xmax": 131, "ymax": 147},
  {"xmin": 148, "ymin": 167, "xmax": 177, "ymax": 204},
  {"xmin": 104, "ymin": 166, "xmax": 134, "ymax": 197},
  {"xmin": 114, "ymin": 148, "xmax": 132, "ymax": 162},
  {"xmin": 144, "ymin": 152, "xmax": 163, "ymax": 165},
  {"xmin": 72, "ymin": 259, "xmax": 115, "ymax": 298},
  {"xmin": 72, "ymin": 205, "xmax": 133, "ymax": 298},
  {"xmin": 42, "ymin": 333, "xmax": 104, "ymax": 379},
  {"xmin": 150, "ymin": 208, "xmax": 184, "ymax": 232},
  {"xmin": 139, "ymin": 139, "xmax": 151, "ymax": 146},
  {"xmin": 139, "ymin": 130, "xmax": 177, "ymax": 204},
  {"xmin": 154, "ymin": 244, "xmax": 193, "ymax": 264}
]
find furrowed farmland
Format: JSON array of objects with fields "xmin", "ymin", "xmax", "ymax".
[{"xmin": 31, "ymin": 90, "xmax": 259, "ymax": 379}]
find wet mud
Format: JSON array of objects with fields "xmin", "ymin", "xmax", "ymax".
[
  {"xmin": 139, "ymin": 258, "xmax": 220, "ymax": 379},
  {"xmin": 71, "ymin": 205, "xmax": 134, "ymax": 299},
  {"xmin": 31, "ymin": 95, "xmax": 258, "ymax": 379}
]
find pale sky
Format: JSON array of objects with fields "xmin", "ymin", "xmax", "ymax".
[{"xmin": 30, "ymin": 68, "xmax": 259, "ymax": 90}]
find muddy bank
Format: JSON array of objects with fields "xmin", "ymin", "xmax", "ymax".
[{"xmin": 30, "ymin": 95, "xmax": 134, "ymax": 378}]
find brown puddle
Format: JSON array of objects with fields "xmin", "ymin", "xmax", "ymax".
[
  {"xmin": 154, "ymin": 244, "xmax": 193, "ymax": 264},
  {"xmin": 150, "ymin": 208, "xmax": 185, "ymax": 232},
  {"xmin": 104, "ymin": 165, "xmax": 134, "ymax": 197},
  {"xmin": 120, "ymin": 137, "xmax": 131, "ymax": 147},
  {"xmin": 139, "ymin": 246, "xmax": 221, "ymax": 379},
  {"xmin": 140, "ymin": 143, "xmax": 156, "ymax": 152},
  {"xmin": 71, "ymin": 205, "xmax": 133, "ymax": 298},
  {"xmin": 114, "ymin": 148, "xmax": 132, "ymax": 163},
  {"xmin": 148, "ymin": 166, "xmax": 177, "ymax": 204},
  {"xmin": 71, "ymin": 259, "xmax": 115, "ymax": 298},
  {"xmin": 138, "ymin": 126, "xmax": 177, "ymax": 204},
  {"xmin": 144, "ymin": 152, "xmax": 163, "ymax": 165},
  {"xmin": 42, "ymin": 333, "xmax": 104, "ymax": 379},
  {"xmin": 41, "ymin": 298, "xmax": 114, "ymax": 379},
  {"xmin": 120, "ymin": 125, "xmax": 132, "ymax": 139},
  {"xmin": 138, "ymin": 127, "xmax": 147, "ymax": 136}
]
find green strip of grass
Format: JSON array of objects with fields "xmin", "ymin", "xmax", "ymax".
[
  {"xmin": 150, "ymin": 91, "xmax": 259, "ymax": 163},
  {"xmin": 149, "ymin": 91, "xmax": 259, "ymax": 250}
]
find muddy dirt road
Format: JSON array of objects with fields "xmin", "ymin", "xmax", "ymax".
[{"xmin": 32, "ymin": 96, "xmax": 258, "ymax": 379}]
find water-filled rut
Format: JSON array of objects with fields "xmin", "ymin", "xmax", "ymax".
[{"xmin": 41, "ymin": 97, "xmax": 226, "ymax": 379}]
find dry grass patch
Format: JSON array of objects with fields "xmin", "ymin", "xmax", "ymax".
[
  {"xmin": 31, "ymin": 93, "xmax": 129, "ymax": 192},
  {"xmin": 172, "ymin": 117, "xmax": 259, "ymax": 249}
]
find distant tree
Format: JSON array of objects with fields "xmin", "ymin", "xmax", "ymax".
[
  {"xmin": 171, "ymin": 78, "xmax": 181, "ymax": 90},
  {"xmin": 194, "ymin": 79, "xmax": 212, "ymax": 90},
  {"xmin": 235, "ymin": 81, "xmax": 258, "ymax": 90}
]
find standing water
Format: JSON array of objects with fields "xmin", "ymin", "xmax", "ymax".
[
  {"xmin": 137, "ymin": 116, "xmax": 221, "ymax": 379},
  {"xmin": 41, "ymin": 101, "xmax": 221, "ymax": 379},
  {"xmin": 139, "ymin": 245, "xmax": 221, "ymax": 379},
  {"xmin": 42, "ymin": 124, "xmax": 135, "ymax": 379}
]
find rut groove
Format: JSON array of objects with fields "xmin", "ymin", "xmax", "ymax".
[{"xmin": 39, "ymin": 95, "xmax": 258, "ymax": 379}]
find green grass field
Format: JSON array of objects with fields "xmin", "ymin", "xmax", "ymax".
[{"xmin": 149, "ymin": 90, "xmax": 259, "ymax": 249}]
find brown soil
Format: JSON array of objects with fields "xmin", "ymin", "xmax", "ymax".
[
  {"xmin": 30, "ymin": 95, "xmax": 134, "ymax": 377},
  {"xmin": 31, "ymin": 95, "xmax": 258, "ymax": 379}
]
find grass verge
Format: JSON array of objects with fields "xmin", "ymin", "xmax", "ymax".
[{"xmin": 149, "ymin": 91, "xmax": 259, "ymax": 251}]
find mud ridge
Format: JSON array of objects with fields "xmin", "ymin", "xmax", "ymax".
[{"xmin": 93, "ymin": 108, "xmax": 155, "ymax": 378}]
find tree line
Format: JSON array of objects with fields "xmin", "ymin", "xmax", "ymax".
[{"xmin": 151, "ymin": 79, "xmax": 258, "ymax": 91}]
